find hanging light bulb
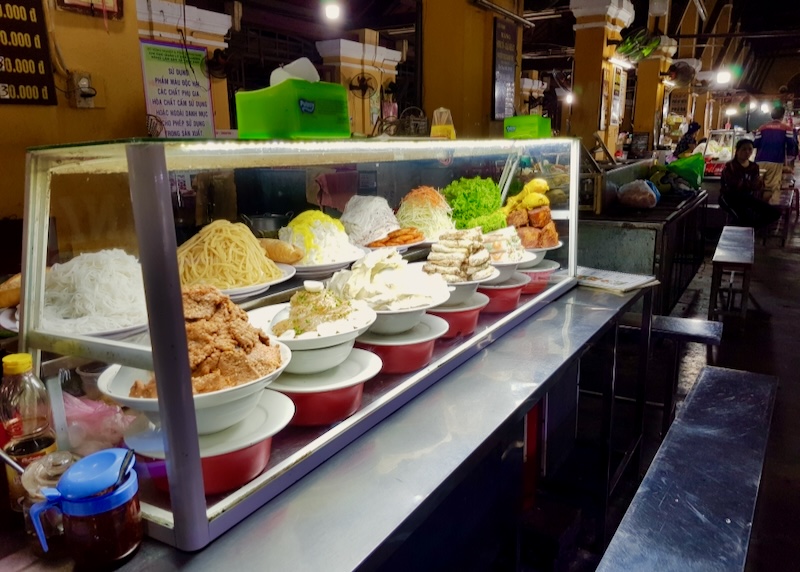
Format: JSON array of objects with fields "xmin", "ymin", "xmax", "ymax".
[
  {"xmin": 716, "ymin": 70, "xmax": 732, "ymax": 84},
  {"xmin": 761, "ymin": 103, "xmax": 770, "ymax": 113},
  {"xmin": 649, "ymin": 0, "xmax": 669, "ymax": 17},
  {"xmin": 323, "ymin": 2, "xmax": 341, "ymax": 20},
  {"xmin": 565, "ymin": 93, "xmax": 574, "ymax": 105},
  {"xmin": 725, "ymin": 107, "xmax": 737, "ymax": 116},
  {"xmin": 749, "ymin": 101, "xmax": 757, "ymax": 110}
]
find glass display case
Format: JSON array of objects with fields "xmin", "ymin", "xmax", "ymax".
[
  {"xmin": 20, "ymin": 138, "xmax": 580, "ymax": 549},
  {"xmin": 703, "ymin": 129, "xmax": 753, "ymax": 177}
]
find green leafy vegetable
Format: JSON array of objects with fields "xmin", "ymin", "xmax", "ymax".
[
  {"xmin": 466, "ymin": 211, "xmax": 507, "ymax": 233},
  {"xmin": 442, "ymin": 177, "xmax": 502, "ymax": 229}
]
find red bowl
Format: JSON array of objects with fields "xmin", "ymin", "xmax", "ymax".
[
  {"xmin": 282, "ymin": 384, "xmax": 364, "ymax": 426},
  {"xmin": 356, "ymin": 339, "xmax": 436, "ymax": 374},
  {"xmin": 428, "ymin": 293, "xmax": 490, "ymax": 339},
  {"xmin": 136, "ymin": 437, "xmax": 272, "ymax": 496},
  {"xmin": 478, "ymin": 273, "xmax": 531, "ymax": 313},
  {"xmin": 520, "ymin": 260, "xmax": 560, "ymax": 295}
]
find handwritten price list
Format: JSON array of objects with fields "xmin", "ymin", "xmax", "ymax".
[{"xmin": 0, "ymin": 0, "xmax": 56, "ymax": 105}]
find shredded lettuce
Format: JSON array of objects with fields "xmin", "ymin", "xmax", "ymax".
[{"xmin": 442, "ymin": 177, "xmax": 502, "ymax": 229}]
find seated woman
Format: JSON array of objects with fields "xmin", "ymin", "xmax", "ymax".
[{"xmin": 720, "ymin": 138, "xmax": 781, "ymax": 229}]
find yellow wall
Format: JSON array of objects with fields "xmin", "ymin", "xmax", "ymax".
[
  {"xmin": 0, "ymin": 9, "xmax": 231, "ymax": 223},
  {"xmin": 422, "ymin": 0, "xmax": 521, "ymax": 138},
  {"xmin": 0, "ymin": 9, "xmax": 146, "ymax": 220}
]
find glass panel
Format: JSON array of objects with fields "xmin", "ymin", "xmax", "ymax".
[{"xmin": 23, "ymin": 137, "xmax": 578, "ymax": 544}]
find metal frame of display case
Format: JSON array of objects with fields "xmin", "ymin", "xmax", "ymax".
[{"xmin": 20, "ymin": 138, "xmax": 580, "ymax": 550}]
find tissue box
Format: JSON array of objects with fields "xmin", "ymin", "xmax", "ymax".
[
  {"xmin": 503, "ymin": 115, "xmax": 551, "ymax": 139},
  {"xmin": 236, "ymin": 79, "xmax": 351, "ymax": 140}
]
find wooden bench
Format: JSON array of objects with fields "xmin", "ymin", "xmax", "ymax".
[
  {"xmin": 708, "ymin": 226, "xmax": 754, "ymax": 322},
  {"xmin": 619, "ymin": 314, "xmax": 723, "ymax": 435},
  {"xmin": 597, "ymin": 365, "xmax": 777, "ymax": 572}
]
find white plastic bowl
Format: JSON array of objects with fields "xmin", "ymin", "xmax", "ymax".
[
  {"xmin": 284, "ymin": 339, "xmax": 355, "ymax": 374},
  {"xmin": 97, "ymin": 341, "xmax": 291, "ymax": 435},
  {"xmin": 369, "ymin": 308, "xmax": 427, "ymax": 335}
]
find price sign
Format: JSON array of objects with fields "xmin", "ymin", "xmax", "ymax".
[
  {"xmin": 0, "ymin": 0, "xmax": 57, "ymax": 105},
  {"xmin": 492, "ymin": 18, "xmax": 518, "ymax": 121}
]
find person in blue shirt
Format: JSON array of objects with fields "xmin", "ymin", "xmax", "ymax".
[{"xmin": 753, "ymin": 105, "xmax": 798, "ymax": 200}]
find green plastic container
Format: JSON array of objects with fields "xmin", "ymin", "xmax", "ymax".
[
  {"xmin": 503, "ymin": 115, "xmax": 551, "ymax": 139},
  {"xmin": 235, "ymin": 79, "xmax": 351, "ymax": 140}
]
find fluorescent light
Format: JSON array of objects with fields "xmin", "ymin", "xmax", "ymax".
[
  {"xmin": 725, "ymin": 107, "xmax": 737, "ymax": 116},
  {"xmin": 749, "ymin": 101, "xmax": 757, "ymax": 110},
  {"xmin": 662, "ymin": 79, "xmax": 676, "ymax": 87},
  {"xmin": 324, "ymin": 3, "xmax": 340, "ymax": 19},
  {"xmin": 761, "ymin": 103, "xmax": 770, "ymax": 113},
  {"xmin": 566, "ymin": 93, "xmax": 574, "ymax": 105},
  {"xmin": 609, "ymin": 57, "xmax": 634, "ymax": 70},
  {"xmin": 716, "ymin": 70, "xmax": 731, "ymax": 84}
]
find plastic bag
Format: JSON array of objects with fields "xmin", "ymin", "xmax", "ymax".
[
  {"xmin": 617, "ymin": 179, "xmax": 660, "ymax": 208},
  {"xmin": 63, "ymin": 392, "xmax": 136, "ymax": 457},
  {"xmin": 666, "ymin": 153, "xmax": 704, "ymax": 189}
]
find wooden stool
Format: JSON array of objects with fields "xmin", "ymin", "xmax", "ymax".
[{"xmin": 709, "ymin": 226, "xmax": 754, "ymax": 322}]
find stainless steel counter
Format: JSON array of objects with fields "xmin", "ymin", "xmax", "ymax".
[{"xmin": 1, "ymin": 287, "xmax": 642, "ymax": 571}]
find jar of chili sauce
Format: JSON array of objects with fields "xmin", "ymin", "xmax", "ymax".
[{"xmin": 29, "ymin": 448, "xmax": 143, "ymax": 567}]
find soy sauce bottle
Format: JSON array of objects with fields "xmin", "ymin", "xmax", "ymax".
[{"xmin": 1, "ymin": 354, "xmax": 57, "ymax": 512}]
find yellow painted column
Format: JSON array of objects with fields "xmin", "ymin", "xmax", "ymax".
[
  {"xmin": 569, "ymin": 0, "xmax": 635, "ymax": 153},
  {"xmin": 422, "ymin": 0, "xmax": 522, "ymax": 138},
  {"xmin": 632, "ymin": 38, "xmax": 677, "ymax": 151}
]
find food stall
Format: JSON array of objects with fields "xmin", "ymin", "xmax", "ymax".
[
  {"xmin": 5, "ymin": 137, "xmax": 587, "ymax": 555},
  {"xmin": 578, "ymin": 160, "xmax": 708, "ymax": 316},
  {"xmin": 702, "ymin": 129, "xmax": 754, "ymax": 199}
]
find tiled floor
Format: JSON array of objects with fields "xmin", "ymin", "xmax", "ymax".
[
  {"xmin": 661, "ymin": 211, "xmax": 800, "ymax": 571},
  {"xmin": 556, "ymin": 207, "xmax": 800, "ymax": 572}
]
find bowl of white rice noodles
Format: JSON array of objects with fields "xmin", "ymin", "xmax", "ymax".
[{"xmin": 41, "ymin": 249, "xmax": 149, "ymax": 337}]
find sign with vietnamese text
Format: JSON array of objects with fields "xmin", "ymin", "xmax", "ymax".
[
  {"xmin": 140, "ymin": 39, "xmax": 214, "ymax": 138},
  {"xmin": 0, "ymin": 0, "xmax": 57, "ymax": 105},
  {"xmin": 492, "ymin": 18, "xmax": 518, "ymax": 120}
]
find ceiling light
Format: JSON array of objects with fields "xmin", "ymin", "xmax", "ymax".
[
  {"xmin": 725, "ymin": 107, "xmax": 737, "ymax": 116},
  {"xmin": 716, "ymin": 70, "xmax": 731, "ymax": 84},
  {"xmin": 566, "ymin": 93, "xmax": 574, "ymax": 105},
  {"xmin": 324, "ymin": 2, "xmax": 341, "ymax": 20},
  {"xmin": 761, "ymin": 103, "xmax": 770, "ymax": 113},
  {"xmin": 749, "ymin": 101, "xmax": 757, "ymax": 110}
]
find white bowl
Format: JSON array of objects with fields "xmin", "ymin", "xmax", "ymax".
[
  {"xmin": 97, "ymin": 341, "xmax": 291, "ymax": 435},
  {"xmin": 284, "ymin": 339, "xmax": 355, "ymax": 374},
  {"xmin": 369, "ymin": 308, "xmax": 426, "ymax": 335},
  {"xmin": 516, "ymin": 251, "xmax": 545, "ymax": 269},
  {"xmin": 441, "ymin": 282, "xmax": 479, "ymax": 306},
  {"xmin": 248, "ymin": 303, "xmax": 376, "ymax": 351},
  {"xmin": 484, "ymin": 262, "xmax": 519, "ymax": 285}
]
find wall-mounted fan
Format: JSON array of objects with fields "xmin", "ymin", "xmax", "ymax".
[
  {"xmin": 663, "ymin": 61, "xmax": 697, "ymax": 88},
  {"xmin": 203, "ymin": 48, "xmax": 232, "ymax": 80},
  {"xmin": 349, "ymin": 73, "xmax": 378, "ymax": 98},
  {"xmin": 614, "ymin": 28, "xmax": 661, "ymax": 63}
]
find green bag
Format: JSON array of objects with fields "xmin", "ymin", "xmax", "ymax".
[{"xmin": 666, "ymin": 153, "xmax": 704, "ymax": 189}]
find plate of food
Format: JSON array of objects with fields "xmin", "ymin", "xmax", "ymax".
[
  {"xmin": 280, "ymin": 210, "xmax": 367, "ymax": 276},
  {"xmin": 395, "ymin": 186, "xmax": 456, "ymax": 244},
  {"xmin": 293, "ymin": 251, "xmax": 366, "ymax": 280},
  {"xmin": 249, "ymin": 283, "xmax": 377, "ymax": 351},
  {"xmin": 526, "ymin": 240, "xmax": 564, "ymax": 253},
  {"xmin": 221, "ymin": 263, "xmax": 297, "ymax": 302},
  {"xmin": 366, "ymin": 227, "xmax": 426, "ymax": 250},
  {"xmin": 99, "ymin": 285, "xmax": 292, "ymax": 435}
]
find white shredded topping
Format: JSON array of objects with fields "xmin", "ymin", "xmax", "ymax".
[{"xmin": 340, "ymin": 196, "xmax": 400, "ymax": 246}]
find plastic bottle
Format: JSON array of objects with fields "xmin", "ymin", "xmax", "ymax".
[{"xmin": 0, "ymin": 353, "xmax": 57, "ymax": 512}]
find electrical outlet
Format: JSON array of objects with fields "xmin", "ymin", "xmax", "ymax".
[{"xmin": 67, "ymin": 71, "xmax": 94, "ymax": 109}]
